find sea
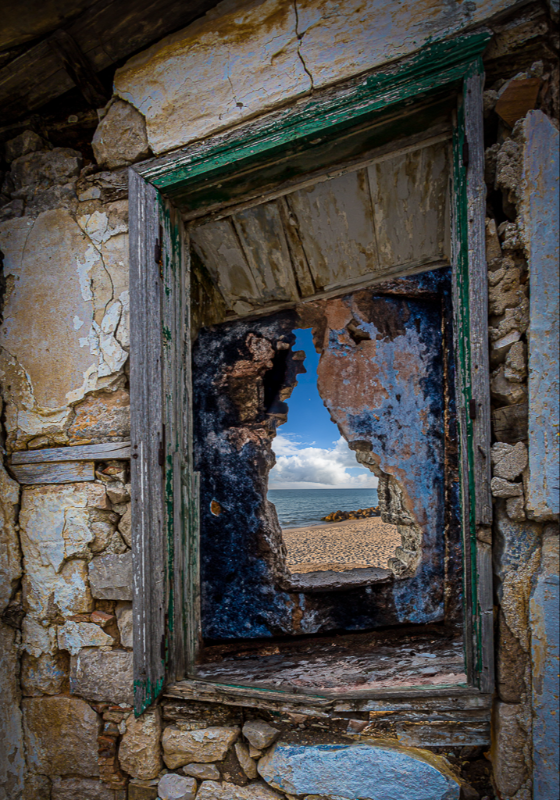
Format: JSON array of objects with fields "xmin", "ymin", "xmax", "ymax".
[{"xmin": 267, "ymin": 488, "xmax": 379, "ymax": 529}]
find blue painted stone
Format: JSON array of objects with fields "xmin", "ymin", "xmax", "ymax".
[
  {"xmin": 521, "ymin": 110, "xmax": 559, "ymax": 519},
  {"xmin": 530, "ymin": 533, "xmax": 560, "ymax": 800},
  {"xmin": 258, "ymin": 742, "xmax": 461, "ymax": 800}
]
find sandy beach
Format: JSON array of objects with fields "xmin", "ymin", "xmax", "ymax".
[{"xmin": 283, "ymin": 517, "xmax": 402, "ymax": 573}]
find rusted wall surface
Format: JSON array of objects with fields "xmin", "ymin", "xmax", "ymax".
[{"xmin": 193, "ymin": 268, "xmax": 460, "ymax": 640}]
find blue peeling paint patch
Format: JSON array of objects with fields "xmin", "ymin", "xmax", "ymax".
[{"xmin": 258, "ymin": 742, "xmax": 461, "ymax": 800}]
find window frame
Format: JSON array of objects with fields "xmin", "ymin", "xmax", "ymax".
[{"xmin": 129, "ymin": 30, "xmax": 493, "ymax": 718}]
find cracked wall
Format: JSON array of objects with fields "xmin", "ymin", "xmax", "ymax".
[
  {"xmin": 193, "ymin": 267, "xmax": 460, "ymax": 641},
  {"xmin": 0, "ymin": 2, "xmax": 557, "ymax": 799},
  {"xmin": 0, "ymin": 141, "xmax": 130, "ymax": 452}
]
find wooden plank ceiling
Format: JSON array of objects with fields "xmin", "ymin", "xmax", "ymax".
[
  {"xmin": 0, "ymin": 0, "xmax": 221, "ymax": 123},
  {"xmin": 190, "ymin": 138, "xmax": 451, "ymax": 318}
]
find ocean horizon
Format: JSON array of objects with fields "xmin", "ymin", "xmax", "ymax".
[{"xmin": 268, "ymin": 487, "xmax": 379, "ymax": 529}]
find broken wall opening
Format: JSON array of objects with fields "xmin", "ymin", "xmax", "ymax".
[{"xmin": 268, "ymin": 326, "xmax": 402, "ymax": 582}]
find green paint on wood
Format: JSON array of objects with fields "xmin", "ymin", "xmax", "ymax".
[
  {"xmin": 138, "ymin": 28, "xmax": 491, "ymax": 691},
  {"xmin": 138, "ymin": 31, "xmax": 491, "ymax": 196}
]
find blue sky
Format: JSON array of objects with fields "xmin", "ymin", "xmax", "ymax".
[{"xmin": 269, "ymin": 328, "xmax": 378, "ymax": 490}]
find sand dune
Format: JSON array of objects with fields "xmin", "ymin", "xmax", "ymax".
[{"xmin": 283, "ymin": 517, "xmax": 402, "ymax": 574}]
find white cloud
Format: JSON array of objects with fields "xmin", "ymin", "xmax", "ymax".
[{"xmin": 269, "ymin": 435, "xmax": 378, "ymax": 489}]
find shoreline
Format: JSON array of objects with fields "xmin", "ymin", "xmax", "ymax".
[{"xmin": 282, "ymin": 516, "xmax": 402, "ymax": 573}]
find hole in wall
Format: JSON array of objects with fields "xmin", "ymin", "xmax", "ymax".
[{"xmin": 267, "ymin": 327, "xmax": 402, "ymax": 584}]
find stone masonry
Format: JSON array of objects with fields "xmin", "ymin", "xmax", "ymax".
[{"xmin": 0, "ymin": 1, "xmax": 557, "ymax": 800}]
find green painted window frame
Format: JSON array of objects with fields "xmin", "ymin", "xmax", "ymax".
[{"xmin": 129, "ymin": 30, "xmax": 494, "ymax": 716}]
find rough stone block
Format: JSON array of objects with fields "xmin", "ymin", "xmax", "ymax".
[
  {"xmin": 23, "ymin": 773, "xmax": 51, "ymax": 800},
  {"xmin": 58, "ymin": 620, "xmax": 113, "ymax": 654},
  {"xmin": 70, "ymin": 648, "xmax": 133, "ymax": 704},
  {"xmin": 0, "ymin": 622, "xmax": 25, "ymax": 797},
  {"xmin": 183, "ymin": 763, "xmax": 220, "ymax": 780},
  {"xmin": 492, "ymin": 442, "xmax": 528, "ymax": 481},
  {"xmin": 118, "ymin": 504, "xmax": 132, "ymax": 547},
  {"xmin": 0, "ymin": 462, "xmax": 21, "ymax": 612},
  {"xmin": 89, "ymin": 552, "xmax": 132, "ymax": 600},
  {"xmin": 119, "ymin": 707, "xmax": 162, "ymax": 780},
  {"xmin": 128, "ymin": 785, "xmax": 158, "ymax": 800},
  {"xmin": 242, "ymin": 720, "xmax": 280, "ymax": 750},
  {"xmin": 158, "ymin": 773, "xmax": 197, "ymax": 800},
  {"xmin": 530, "ymin": 529, "xmax": 560, "ymax": 800},
  {"xmin": 491, "ymin": 477, "xmax": 523, "ymax": 498},
  {"xmin": 21, "ymin": 651, "xmax": 69, "ymax": 696},
  {"xmin": 51, "ymin": 777, "xmax": 115, "ymax": 800},
  {"xmin": 92, "ymin": 100, "xmax": 151, "ymax": 169},
  {"xmin": 116, "ymin": 601, "xmax": 133, "ymax": 647},
  {"xmin": 258, "ymin": 742, "xmax": 461, "ymax": 800},
  {"xmin": 506, "ymin": 496, "xmax": 526, "ymax": 522},
  {"xmin": 196, "ymin": 782, "xmax": 282, "ymax": 800},
  {"xmin": 490, "ymin": 702, "xmax": 530, "ymax": 798},
  {"xmin": 22, "ymin": 696, "xmax": 100, "ymax": 777},
  {"xmin": 68, "ymin": 389, "xmax": 131, "ymax": 445},
  {"xmin": 115, "ymin": 0, "xmax": 517, "ymax": 155},
  {"xmin": 235, "ymin": 742, "xmax": 257, "ymax": 779},
  {"xmin": 162, "ymin": 726, "xmax": 239, "ymax": 768},
  {"xmin": 5, "ymin": 131, "xmax": 47, "ymax": 162},
  {"xmin": 520, "ymin": 111, "xmax": 559, "ymax": 519}
]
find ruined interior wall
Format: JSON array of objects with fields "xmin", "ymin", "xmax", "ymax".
[
  {"xmin": 0, "ymin": 1, "xmax": 557, "ymax": 799},
  {"xmin": 193, "ymin": 270, "xmax": 459, "ymax": 641}
]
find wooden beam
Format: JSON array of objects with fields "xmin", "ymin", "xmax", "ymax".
[
  {"xmin": 11, "ymin": 461, "xmax": 95, "ymax": 485},
  {"xmin": 11, "ymin": 441, "xmax": 131, "ymax": 465},
  {"xmin": 464, "ymin": 71, "xmax": 493, "ymax": 529},
  {"xmin": 48, "ymin": 29, "xmax": 107, "ymax": 108},
  {"xmin": 0, "ymin": 0, "xmax": 221, "ymax": 122},
  {"xmin": 129, "ymin": 167, "xmax": 166, "ymax": 715}
]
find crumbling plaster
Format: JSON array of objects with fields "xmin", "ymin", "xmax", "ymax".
[
  {"xmin": 0, "ymin": 2, "xmax": 557, "ymax": 799},
  {"xmin": 114, "ymin": 0, "xmax": 520, "ymax": 155},
  {"xmin": 0, "ymin": 194, "xmax": 130, "ymax": 451}
]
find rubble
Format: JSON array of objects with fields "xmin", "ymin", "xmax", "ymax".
[
  {"xmin": 92, "ymin": 100, "xmax": 151, "ymax": 169},
  {"xmin": 242, "ymin": 721, "xmax": 280, "ymax": 750},
  {"xmin": 162, "ymin": 726, "xmax": 240, "ymax": 768},
  {"xmin": 157, "ymin": 773, "xmax": 197, "ymax": 800}
]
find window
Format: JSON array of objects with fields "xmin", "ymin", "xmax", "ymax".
[{"xmin": 129, "ymin": 33, "xmax": 493, "ymax": 719}]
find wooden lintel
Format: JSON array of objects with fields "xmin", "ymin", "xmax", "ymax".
[
  {"xmin": 11, "ymin": 441, "xmax": 131, "ymax": 465},
  {"xmin": 11, "ymin": 461, "xmax": 96, "ymax": 485}
]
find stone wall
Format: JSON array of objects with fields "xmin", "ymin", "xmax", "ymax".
[{"xmin": 0, "ymin": 1, "xmax": 557, "ymax": 799}]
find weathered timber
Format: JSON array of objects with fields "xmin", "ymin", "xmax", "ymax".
[
  {"xmin": 464, "ymin": 71, "xmax": 493, "ymax": 528},
  {"xmin": 11, "ymin": 441, "xmax": 131, "ymax": 464},
  {"xmin": 0, "ymin": 0, "xmax": 221, "ymax": 121},
  {"xmin": 165, "ymin": 679, "xmax": 490, "ymax": 710},
  {"xmin": 11, "ymin": 461, "xmax": 95, "ymax": 485},
  {"xmin": 129, "ymin": 168, "xmax": 166, "ymax": 715},
  {"xmin": 185, "ymin": 127, "xmax": 452, "ymax": 224},
  {"xmin": 47, "ymin": 29, "xmax": 107, "ymax": 107},
  {"xmin": 160, "ymin": 197, "xmax": 200, "ymax": 683},
  {"xmin": 464, "ymin": 69, "xmax": 494, "ymax": 695}
]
